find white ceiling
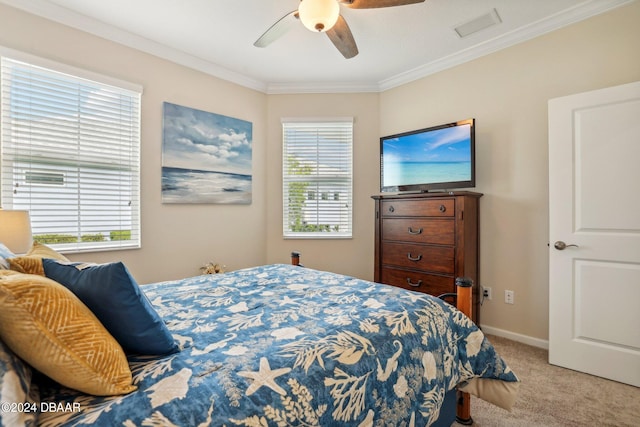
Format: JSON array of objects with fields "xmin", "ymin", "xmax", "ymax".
[{"xmin": 2, "ymin": 0, "xmax": 632, "ymax": 93}]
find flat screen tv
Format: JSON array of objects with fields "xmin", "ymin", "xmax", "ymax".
[{"xmin": 380, "ymin": 118, "xmax": 475, "ymax": 193}]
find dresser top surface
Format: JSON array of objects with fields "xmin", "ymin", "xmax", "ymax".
[{"xmin": 371, "ymin": 191, "xmax": 483, "ymax": 200}]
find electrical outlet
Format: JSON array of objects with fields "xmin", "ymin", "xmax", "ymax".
[
  {"xmin": 505, "ymin": 290, "xmax": 515, "ymax": 304},
  {"xmin": 482, "ymin": 286, "xmax": 492, "ymax": 300}
]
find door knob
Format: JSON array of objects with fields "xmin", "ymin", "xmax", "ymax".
[{"xmin": 554, "ymin": 241, "xmax": 579, "ymax": 250}]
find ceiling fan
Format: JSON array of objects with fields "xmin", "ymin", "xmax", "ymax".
[{"xmin": 254, "ymin": 0, "xmax": 426, "ymax": 59}]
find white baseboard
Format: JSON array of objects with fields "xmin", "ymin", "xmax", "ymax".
[{"xmin": 480, "ymin": 324, "xmax": 549, "ymax": 350}]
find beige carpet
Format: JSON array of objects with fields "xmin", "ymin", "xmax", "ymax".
[{"xmin": 455, "ymin": 335, "xmax": 640, "ymax": 427}]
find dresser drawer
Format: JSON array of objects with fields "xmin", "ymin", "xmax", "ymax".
[
  {"xmin": 380, "ymin": 267, "xmax": 453, "ymax": 296},
  {"xmin": 380, "ymin": 199, "xmax": 455, "ymax": 217},
  {"xmin": 381, "ymin": 242, "xmax": 454, "ymax": 274},
  {"xmin": 382, "ymin": 218, "xmax": 454, "ymax": 245}
]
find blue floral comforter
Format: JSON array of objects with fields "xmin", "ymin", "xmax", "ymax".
[{"xmin": 37, "ymin": 264, "xmax": 518, "ymax": 426}]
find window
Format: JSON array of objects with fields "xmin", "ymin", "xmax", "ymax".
[
  {"xmin": 1, "ymin": 51, "xmax": 141, "ymax": 252},
  {"xmin": 282, "ymin": 118, "xmax": 353, "ymax": 238}
]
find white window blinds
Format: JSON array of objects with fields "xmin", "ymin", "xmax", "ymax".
[
  {"xmin": 282, "ymin": 118, "xmax": 353, "ymax": 238},
  {"xmin": 1, "ymin": 54, "xmax": 141, "ymax": 252}
]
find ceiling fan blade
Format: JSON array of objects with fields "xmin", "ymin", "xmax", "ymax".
[
  {"xmin": 326, "ymin": 15, "xmax": 359, "ymax": 59},
  {"xmin": 341, "ymin": 0, "xmax": 425, "ymax": 8},
  {"xmin": 254, "ymin": 10, "xmax": 299, "ymax": 48}
]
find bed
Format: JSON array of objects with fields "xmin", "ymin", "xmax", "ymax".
[{"xmin": 0, "ymin": 247, "xmax": 518, "ymax": 427}]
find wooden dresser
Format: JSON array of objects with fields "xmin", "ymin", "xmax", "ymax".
[{"xmin": 372, "ymin": 191, "xmax": 482, "ymax": 324}]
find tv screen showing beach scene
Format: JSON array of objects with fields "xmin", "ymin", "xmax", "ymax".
[{"xmin": 381, "ymin": 119, "xmax": 474, "ymax": 192}]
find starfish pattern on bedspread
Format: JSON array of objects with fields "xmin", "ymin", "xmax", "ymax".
[{"xmin": 238, "ymin": 357, "xmax": 292, "ymax": 396}]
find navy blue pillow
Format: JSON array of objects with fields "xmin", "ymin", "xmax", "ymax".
[{"xmin": 43, "ymin": 259, "xmax": 178, "ymax": 355}]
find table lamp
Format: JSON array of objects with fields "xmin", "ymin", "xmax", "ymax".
[{"xmin": 0, "ymin": 210, "xmax": 33, "ymax": 254}]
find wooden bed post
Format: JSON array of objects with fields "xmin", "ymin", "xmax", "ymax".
[
  {"xmin": 455, "ymin": 277, "xmax": 473, "ymax": 425},
  {"xmin": 290, "ymin": 251, "xmax": 301, "ymax": 266}
]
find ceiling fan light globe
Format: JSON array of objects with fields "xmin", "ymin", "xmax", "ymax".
[{"xmin": 299, "ymin": 0, "xmax": 340, "ymax": 33}]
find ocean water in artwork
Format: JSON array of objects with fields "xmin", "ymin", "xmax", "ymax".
[{"xmin": 162, "ymin": 167, "xmax": 251, "ymax": 204}]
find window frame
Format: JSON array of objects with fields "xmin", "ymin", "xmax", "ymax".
[
  {"xmin": 0, "ymin": 48, "xmax": 142, "ymax": 253},
  {"xmin": 281, "ymin": 117, "xmax": 353, "ymax": 239}
]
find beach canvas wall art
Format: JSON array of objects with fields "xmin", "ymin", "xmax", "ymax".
[{"xmin": 162, "ymin": 102, "xmax": 252, "ymax": 204}]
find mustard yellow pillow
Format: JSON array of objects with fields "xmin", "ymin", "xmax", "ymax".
[
  {"xmin": 7, "ymin": 257, "xmax": 45, "ymax": 275},
  {"xmin": 26, "ymin": 241, "xmax": 70, "ymax": 260},
  {"xmin": 8, "ymin": 242, "xmax": 69, "ymax": 275},
  {"xmin": 0, "ymin": 271, "xmax": 136, "ymax": 396}
]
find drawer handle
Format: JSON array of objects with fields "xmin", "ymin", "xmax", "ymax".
[
  {"xmin": 407, "ymin": 253, "xmax": 422, "ymax": 261},
  {"xmin": 406, "ymin": 278, "xmax": 422, "ymax": 287},
  {"xmin": 408, "ymin": 227, "xmax": 423, "ymax": 235},
  {"xmin": 439, "ymin": 204, "xmax": 446, "ymax": 213},
  {"xmin": 388, "ymin": 205, "xmax": 395, "ymax": 213}
]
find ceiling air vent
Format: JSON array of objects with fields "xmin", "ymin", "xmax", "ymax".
[{"xmin": 454, "ymin": 9, "xmax": 502, "ymax": 38}]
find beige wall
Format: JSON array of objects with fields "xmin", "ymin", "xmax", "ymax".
[
  {"xmin": 0, "ymin": 5, "xmax": 269, "ymax": 283},
  {"xmin": 265, "ymin": 94, "xmax": 380, "ymax": 279},
  {"xmin": 1, "ymin": 2, "xmax": 638, "ymax": 342},
  {"xmin": 380, "ymin": 2, "xmax": 640, "ymax": 340}
]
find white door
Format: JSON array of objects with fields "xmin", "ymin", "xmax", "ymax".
[{"xmin": 548, "ymin": 81, "xmax": 640, "ymax": 387}]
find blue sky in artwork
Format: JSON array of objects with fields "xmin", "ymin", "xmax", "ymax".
[
  {"xmin": 162, "ymin": 102, "xmax": 252, "ymax": 175},
  {"xmin": 383, "ymin": 124, "xmax": 471, "ymax": 163}
]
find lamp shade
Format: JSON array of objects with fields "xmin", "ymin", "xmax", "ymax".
[
  {"xmin": 0, "ymin": 210, "xmax": 33, "ymax": 254},
  {"xmin": 299, "ymin": 0, "xmax": 340, "ymax": 33}
]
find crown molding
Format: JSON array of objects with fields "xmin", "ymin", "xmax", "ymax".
[
  {"xmin": 266, "ymin": 80, "xmax": 380, "ymax": 95},
  {"xmin": 2, "ymin": 0, "xmax": 634, "ymax": 95}
]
